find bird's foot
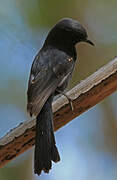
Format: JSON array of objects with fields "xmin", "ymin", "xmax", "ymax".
[{"xmin": 56, "ymin": 90, "xmax": 74, "ymax": 112}]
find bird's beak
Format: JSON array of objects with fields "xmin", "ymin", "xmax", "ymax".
[{"xmin": 85, "ymin": 39, "xmax": 94, "ymax": 46}]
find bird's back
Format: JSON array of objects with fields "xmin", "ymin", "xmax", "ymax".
[{"xmin": 27, "ymin": 46, "xmax": 76, "ymax": 116}]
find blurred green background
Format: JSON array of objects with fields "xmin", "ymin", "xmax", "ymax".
[{"xmin": 0, "ymin": 0, "xmax": 117, "ymax": 179}]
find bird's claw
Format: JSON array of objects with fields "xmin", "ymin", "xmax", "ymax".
[{"xmin": 56, "ymin": 90, "xmax": 74, "ymax": 112}]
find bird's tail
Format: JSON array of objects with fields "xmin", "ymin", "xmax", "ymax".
[{"xmin": 34, "ymin": 95, "xmax": 60, "ymax": 175}]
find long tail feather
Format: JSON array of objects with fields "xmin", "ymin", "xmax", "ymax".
[{"xmin": 34, "ymin": 95, "xmax": 60, "ymax": 175}]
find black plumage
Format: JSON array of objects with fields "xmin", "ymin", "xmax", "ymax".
[{"xmin": 27, "ymin": 18, "xmax": 94, "ymax": 175}]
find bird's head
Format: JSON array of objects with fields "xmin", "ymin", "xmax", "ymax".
[{"xmin": 44, "ymin": 18, "xmax": 94, "ymax": 48}]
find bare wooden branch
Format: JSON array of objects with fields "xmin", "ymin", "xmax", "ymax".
[{"xmin": 0, "ymin": 57, "xmax": 117, "ymax": 168}]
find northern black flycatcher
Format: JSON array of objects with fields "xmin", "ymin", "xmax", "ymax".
[{"xmin": 27, "ymin": 18, "xmax": 94, "ymax": 175}]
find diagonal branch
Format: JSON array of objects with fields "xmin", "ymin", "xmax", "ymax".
[{"xmin": 0, "ymin": 57, "xmax": 117, "ymax": 168}]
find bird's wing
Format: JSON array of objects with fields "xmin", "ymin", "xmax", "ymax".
[
  {"xmin": 27, "ymin": 49, "xmax": 74, "ymax": 117},
  {"xmin": 27, "ymin": 63, "xmax": 61, "ymax": 116}
]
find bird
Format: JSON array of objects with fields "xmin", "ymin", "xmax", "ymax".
[{"xmin": 27, "ymin": 17, "xmax": 94, "ymax": 175}]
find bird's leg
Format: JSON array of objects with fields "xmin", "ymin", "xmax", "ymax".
[{"xmin": 56, "ymin": 90, "xmax": 74, "ymax": 112}]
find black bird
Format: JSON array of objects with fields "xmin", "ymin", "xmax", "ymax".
[{"xmin": 27, "ymin": 18, "xmax": 94, "ymax": 175}]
